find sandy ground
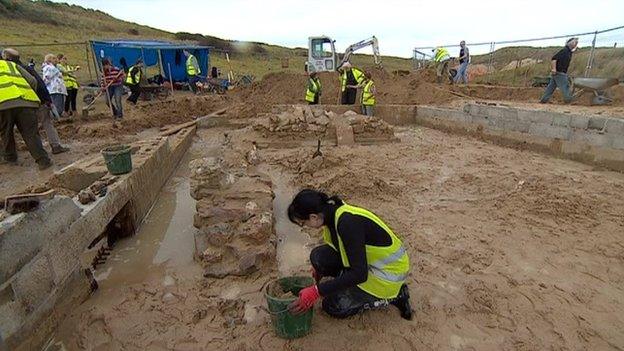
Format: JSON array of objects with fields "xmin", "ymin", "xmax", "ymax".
[
  {"xmin": 3, "ymin": 71, "xmax": 623, "ymax": 350},
  {"xmin": 51, "ymin": 122, "xmax": 624, "ymax": 350}
]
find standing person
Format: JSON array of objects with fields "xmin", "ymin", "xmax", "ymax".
[
  {"xmin": 287, "ymin": 189, "xmax": 412, "ymax": 320},
  {"xmin": 0, "ymin": 57, "xmax": 52, "ymax": 169},
  {"xmin": 2, "ymin": 49, "xmax": 69, "ymax": 155},
  {"xmin": 539, "ymin": 37, "xmax": 578, "ymax": 104},
  {"xmin": 56, "ymin": 54, "xmax": 80, "ymax": 117},
  {"xmin": 305, "ymin": 71, "xmax": 322, "ymax": 105},
  {"xmin": 183, "ymin": 49, "xmax": 201, "ymax": 94},
  {"xmin": 453, "ymin": 41, "xmax": 470, "ymax": 84},
  {"xmin": 101, "ymin": 59, "xmax": 125, "ymax": 120},
  {"xmin": 359, "ymin": 71, "xmax": 376, "ymax": 116},
  {"xmin": 339, "ymin": 62, "xmax": 364, "ymax": 105},
  {"xmin": 42, "ymin": 54, "xmax": 67, "ymax": 118},
  {"xmin": 432, "ymin": 47, "xmax": 451, "ymax": 83},
  {"xmin": 125, "ymin": 59, "xmax": 144, "ymax": 105}
]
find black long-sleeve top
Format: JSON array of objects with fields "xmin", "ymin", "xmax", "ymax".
[
  {"xmin": 16, "ymin": 59, "xmax": 51, "ymax": 104},
  {"xmin": 317, "ymin": 208, "xmax": 393, "ymax": 296}
]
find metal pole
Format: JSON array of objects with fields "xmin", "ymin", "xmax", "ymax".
[
  {"xmin": 157, "ymin": 49, "xmax": 164, "ymax": 77},
  {"xmin": 85, "ymin": 42, "xmax": 93, "ymax": 81},
  {"xmin": 167, "ymin": 63, "xmax": 174, "ymax": 95},
  {"xmin": 487, "ymin": 42, "xmax": 495, "ymax": 83},
  {"xmin": 584, "ymin": 31, "xmax": 598, "ymax": 77}
]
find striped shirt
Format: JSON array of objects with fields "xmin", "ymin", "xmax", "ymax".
[{"xmin": 102, "ymin": 66, "xmax": 124, "ymax": 86}]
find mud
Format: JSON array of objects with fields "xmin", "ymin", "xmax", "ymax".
[{"xmin": 18, "ymin": 70, "xmax": 624, "ymax": 351}]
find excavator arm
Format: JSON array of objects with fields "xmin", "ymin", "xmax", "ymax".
[{"xmin": 339, "ymin": 36, "xmax": 382, "ymax": 69}]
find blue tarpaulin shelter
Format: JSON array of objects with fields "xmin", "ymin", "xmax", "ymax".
[{"xmin": 89, "ymin": 40, "xmax": 210, "ymax": 82}]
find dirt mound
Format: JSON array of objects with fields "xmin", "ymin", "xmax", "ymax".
[{"xmin": 55, "ymin": 95, "xmax": 228, "ymax": 140}]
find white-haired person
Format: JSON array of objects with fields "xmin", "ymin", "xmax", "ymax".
[{"xmin": 41, "ymin": 53, "xmax": 67, "ymax": 117}]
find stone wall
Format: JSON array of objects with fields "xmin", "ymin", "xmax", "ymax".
[
  {"xmin": 415, "ymin": 103, "xmax": 624, "ymax": 172},
  {"xmin": 0, "ymin": 127, "xmax": 195, "ymax": 350}
]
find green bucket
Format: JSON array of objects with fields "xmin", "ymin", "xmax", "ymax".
[
  {"xmin": 265, "ymin": 276, "xmax": 314, "ymax": 339},
  {"xmin": 101, "ymin": 145, "xmax": 133, "ymax": 175}
]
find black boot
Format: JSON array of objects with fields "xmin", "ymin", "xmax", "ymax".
[{"xmin": 391, "ymin": 284, "xmax": 412, "ymax": 320}]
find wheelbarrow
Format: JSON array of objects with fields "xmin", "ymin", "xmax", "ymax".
[{"xmin": 572, "ymin": 77, "xmax": 620, "ymax": 105}]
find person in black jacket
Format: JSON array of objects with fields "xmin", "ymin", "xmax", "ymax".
[
  {"xmin": 540, "ymin": 37, "xmax": 578, "ymax": 104},
  {"xmin": 2, "ymin": 48, "xmax": 69, "ymax": 155},
  {"xmin": 287, "ymin": 189, "xmax": 412, "ymax": 320}
]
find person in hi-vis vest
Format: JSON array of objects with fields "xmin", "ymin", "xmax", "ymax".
[
  {"xmin": 305, "ymin": 71, "xmax": 321, "ymax": 105},
  {"xmin": 183, "ymin": 49, "xmax": 201, "ymax": 94},
  {"xmin": 287, "ymin": 189, "xmax": 412, "ymax": 320}
]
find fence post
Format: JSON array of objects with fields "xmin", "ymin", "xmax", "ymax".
[
  {"xmin": 584, "ymin": 31, "xmax": 598, "ymax": 77},
  {"xmin": 486, "ymin": 41, "xmax": 495, "ymax": 83}
]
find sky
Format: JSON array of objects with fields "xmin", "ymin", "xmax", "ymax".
[{"xmin": 54, "ymin": 0, "xmax": 624, "ymax": 57}]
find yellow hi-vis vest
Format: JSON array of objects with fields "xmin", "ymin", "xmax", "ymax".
[
  {"xmin": 305, "ymin": 77, "xmax": 321, "ymax": 103},
  {"xmin": 361, "ymin": 79, "xmax": 375, "ymax": 106},
  {"xmin": 434, "ymin": 48, "xmax": 450, "ymax": 62},
  {"xmin": 125, "ymin": 66, "xmax": 142, "ymax": 85},
  {"xmin": 0, "ymin": 60, "xmax": 40, "ymax": 105},
  {"xmin": 321, "ymin": 203, "xmax": 409, "ymax": 299},
  {"xmin": 186, "ymin": 54, "xmax": 200, "ymax": 76},
  {"xmin": 340, "ymin": 67, "xmax": 364, "ymax": 92},
  {"xmin": 58, "ymin": 63, "xmax": 79, "ymax": 89}
]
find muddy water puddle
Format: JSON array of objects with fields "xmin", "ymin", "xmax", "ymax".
[{"xmin": 261, "ymin": 165, "xmax": 311, "ymax": 275}]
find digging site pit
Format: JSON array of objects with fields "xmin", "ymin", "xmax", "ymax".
[{"xmin": 1, "ymin": 70, "xmax": 624, "ymax": 351}]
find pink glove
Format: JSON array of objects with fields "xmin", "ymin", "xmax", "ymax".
[{"xmin": 288, "ymin": 285, "xmax": 320, "ymax": 315}]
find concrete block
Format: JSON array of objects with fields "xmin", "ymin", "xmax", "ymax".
[
  {"xmin": 488, "ymin": 106, "xmax": 518, "ymax": 121},
  {"xmin": 508, "ymin": 121, "xmax": 531, "ymax": 133},
  {"xmin": 610, "ymin": 136, "xmax": 624, "ymax": 150},
  {"xmin": 552, "ymin": 114, "xmax": 571, "ymax": 128},
  {"xmin": 517, "ymin": 110, "xmax": 554, "ymax": 125},
  {"xmin": 11, "ymin": 254, "xmax": 55, "ymax": 313},
  {"xmin": 569, "ymin": 115, "xmax": 590, "ymax": 129},
  {"xmin": 588, "ymin": 116, "xmax": 608, "ymax": 131},
  {"xmin": 605, "ymin": 118, "xmax": 624, "ymax": 135},
  {"xmin": 528, "ymin": 123, "xmax": 571, "ymax": 140},
  {"xmin": 0, "ymin": 197, "xmax": 80, "ymax": 284},
  {"xmin": 570, "ymin": 130, "xmax": 612, "ymax": 148}
]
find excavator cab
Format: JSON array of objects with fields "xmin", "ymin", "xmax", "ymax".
[{"xmin": 306, "ymin": 36, "xmax": 337, "ymax": 72}]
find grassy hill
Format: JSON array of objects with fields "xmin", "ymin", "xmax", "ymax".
[
  {"xmin": 0, "ymin": 0, "xmax": 413, "ymax": 82},
  {"xmin": 1, "ymin": 0, "xmax": 621, "ymax": 86}
]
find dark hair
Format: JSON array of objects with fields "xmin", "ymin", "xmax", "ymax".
[
  {"xmin": 287, "ymin": 189, "xmax": 343, "ymax": 224},
  {"xmin": 102, "ymin": 58, "xmax": 111, "ymax": 66}
]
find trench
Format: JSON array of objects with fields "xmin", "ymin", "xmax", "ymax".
[
  {"xmin": 262, "ymin": 166, "xmax": 311, "ymax": 275},
  {"xmin": 47, "ymin": 139, "xmax": 206, "ymax": 349}
]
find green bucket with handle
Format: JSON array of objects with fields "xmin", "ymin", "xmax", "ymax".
[
  {"xmin": 101, "ymin": 145, "xmax": 132, "ymax": 175},
  {"xmin": 265, "ymin": 276, "xmax": 314, "ymax": 339}
]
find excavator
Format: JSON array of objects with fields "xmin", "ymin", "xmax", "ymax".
[{"xmin": 306, "ymin": 35, "xmax": 381, "ymax": 72}]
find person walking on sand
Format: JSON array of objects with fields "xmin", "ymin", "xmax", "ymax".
[
  {"xmin": 42, "ymin": 53, "xmax": 67, "ymax": 118},
  {"xmin": 287, "ymin": 189, "xmax": 412, "ymax": 320},
  {"xmin": 539, "ymin": 37, "xmax": 578, "ymax": 104},
  {"xmin": 56, "ymin": 54, "xmax": 80, "ymax": 117},
  {"xmin": 453, "ymin": 41, "xmax": 470, "ymax": 84},
  {"xmin": 2, "ymin": 49, "xmax": 69, "ymax": 155},
  {"xmin": 305, "ymin": 71, "xmax": 322, "ymax": 105}
]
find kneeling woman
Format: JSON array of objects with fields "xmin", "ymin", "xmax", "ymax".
[{"xmin": 287, "ymin": 189, "xmax": 412, "ymax": 319}]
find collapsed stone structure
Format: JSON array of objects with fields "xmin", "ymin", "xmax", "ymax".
[{"xmin": 190, "ymin": 148, "xmax": 276, "ymax": 278}]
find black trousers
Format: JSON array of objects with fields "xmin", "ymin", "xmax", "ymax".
[
  {"xmin": 0, "ymin": 107, "xmax": 50, "ymax": 165},
  {"xmin": 127, "ymin": 84, "xmax": 141, "ymax": 104},
  {"xmin": 310, "ymin": 245, "xmax": 381, "ymax": 318},
  {"xmin": 308, "ymin": 95, "xmax": 319, "ymax": 105},
  {"xmin": 64, "ymin": 88, "xmax": 78, "ymax": 112},
  {"xmin": 340, "ymin": 88, "xmax": 357, "ymax": 105}
]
